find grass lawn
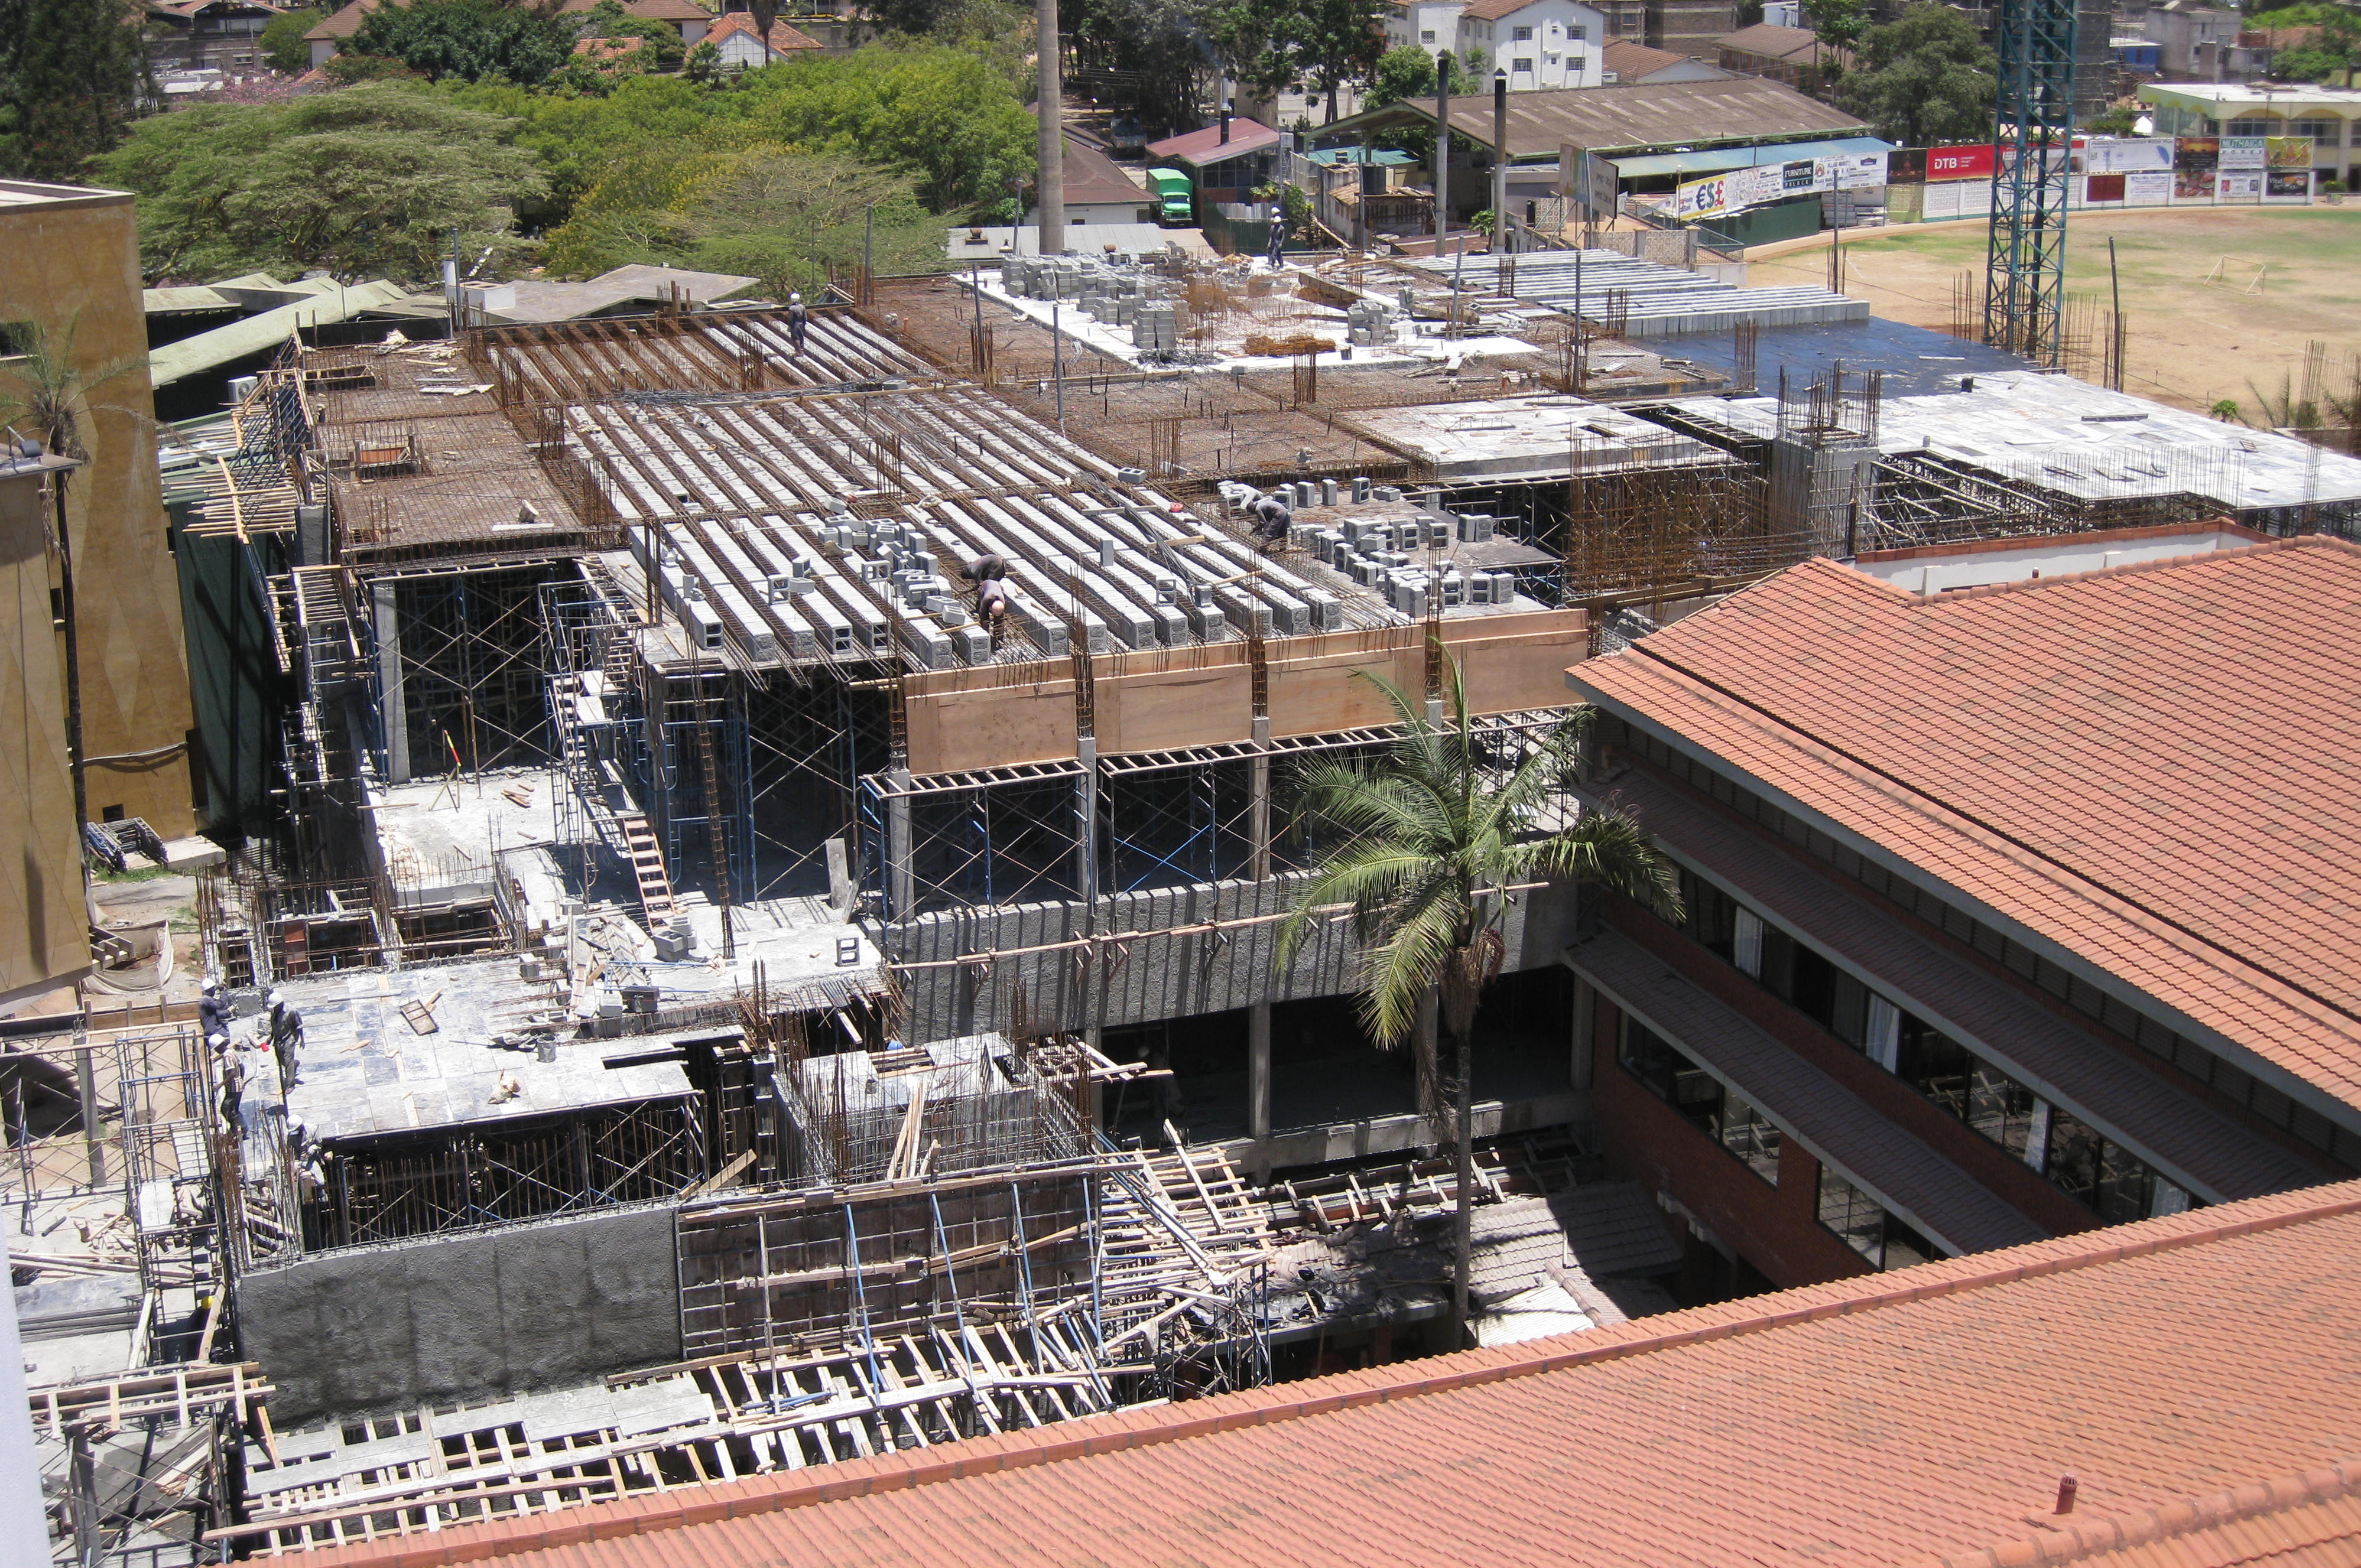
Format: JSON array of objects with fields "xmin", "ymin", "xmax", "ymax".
[{"xmin": 1748, "ymin": 207, "xmax": 2361, "ymax": 415}]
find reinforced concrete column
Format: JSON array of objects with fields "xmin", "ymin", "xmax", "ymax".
[
  {"xmin": 374, "ymin": 579, "xmax": 410, "ymax": 783},
  {"xmin": 1571, "ymin": 974, "xmax": 1596, "ymax": 1091},
  {"xmin": 1248, "ymin": 714, "xmax": 1272, "ymax": 1177},
  {"xmin": 1076, "ymin": 736, "xmax": 1100, "ymax": 1044},
  {"xmin": 886, "ymin": 771, "xmax": 914, "ymax": 919}
]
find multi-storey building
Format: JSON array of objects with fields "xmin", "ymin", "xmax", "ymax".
[{"xmin": 1564, "ymin": 528, "xmax": 2357, "ymax": 1292}]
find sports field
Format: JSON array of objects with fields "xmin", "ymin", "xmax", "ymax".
[{"xmin": 1745, "ymin": 206, "xmax": 2361, "ymax": 415}]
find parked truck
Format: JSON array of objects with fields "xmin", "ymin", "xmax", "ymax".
[{"xmin": 1147, "ymin": 168, "xmax": 1193, "ymax": 225}]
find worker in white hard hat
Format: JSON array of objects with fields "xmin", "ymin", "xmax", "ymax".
[
  {"xmin": 267, "ymin": 988, "xmax": 304, "ymax": 1091},
  {"xmin": 787, "ymin": 291, "xmax": 808, "ymax": 354},
  {"xmin": 199, "ymin": 978, "xmax": 230, "ymax": 1042}
]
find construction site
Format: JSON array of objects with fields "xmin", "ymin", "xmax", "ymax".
[{"xmin": 15, "ymin": 231, "xmax": 2361, "ymax": 1566}]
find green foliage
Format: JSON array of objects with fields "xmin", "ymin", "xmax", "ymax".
[
  {"xmin": 1800, "ymin": 0, "xmax": 1868, "ymax": 52},
  {"xmin": 0, "ymin": 0, "xmax": 152, "ymax": 181},
  {"xmin": 350, "ymin": 0, "xmax": 576, "ymax": 86},
  {"xmin": 1064, "ymin": 0, "xmax": 1220, "ymax": 136},
  {"xmin": 575, "ymin": 0, "xmax": 687, "ymax": 70},
  {"xmin": 94, "ymin": 83, "xmax": 544, "ymax": 283},
  {"xmin": 1366, "ymin": 42, "xmax": 1434, "ymax": 106},
  {"xmin": 262, "ymin": 8, "xmax": 328, "ymax": 74},
  {"xmin": 2268, "ymin": 5, "xmax": 2361, "ymax": 79},
  {"xmin": 322, "ymin": 52, "xmax": 424, "ymax": 83},
  {"xmin": 1277, "ymin": 663, "xmax": 1676, "ymax": 1129},
  {"xmin": 1214, "ymin": 0, "xmax": 1387, "ymax": 121},
  {"xmin": 547, "ymin": 144, "xmax": 947, "ymax": 295},
  {"xmin": 0, "ymin": 315, "xmax": 144, "ymax": 462},
  {"xmin": 1835, "ymin": 2, "xmax": 1994, "ymax": 146},
  {"xmin": 2084, "ymin": 104, "xmax": 2138, "ymax": 135}
]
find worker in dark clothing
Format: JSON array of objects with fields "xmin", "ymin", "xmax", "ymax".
[
  {"xmin": 787, "ymin": 292, "xmax": 809, "ymax": 353},
  {"xmin": 964, "ymin": 552, "xmax": 1007, "ymax": 583},
  {"xmin": 199, "ymin": 979, "xmax": 231, "ymax": 1042},
  {"xmin": 976, "ymin": 577, "xmax": 1012, "ymax": 630},
  {"xmin": 267, "ymin": 988, "xmax": 304, "ymax": 1090},
  {"xmin": 1248, "ymin": 490, "xmax": 1291, "ymax": 549}
]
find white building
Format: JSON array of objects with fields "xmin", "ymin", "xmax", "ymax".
[{"xmin": 1386, "ymin": 0, "xmax": 1609, "ymax": 92}]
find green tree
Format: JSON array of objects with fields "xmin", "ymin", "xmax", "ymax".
[
  {"xmin": 1277, "ymin": 665, "xmax": 1678, "ymax": 1341},
  {"xmin": 1365, "ymin": 41, "xmax": 1434, "ymax": 106},
  {"xmin": 1800, "ymin": 0, "xmax": 1868, "ymax": 54},
  {"xmin": 96, "ymin": 83, "xmax": 544, "ymax": 282},
  {"xmin": 2268, "ymin": 4, "xmax": 2361, "ymax": 80},
  {"xmin": 734, "ymin": 45, "xmax": 1036, "ymax": 210},
  {"xmin": 349, "ymin": 0, "xmax": 575, "ymax": 85},
  {"xmin": 1261, "ymin": 0, "xmax": 1389, "ymax": 122},
  {"xmin": 0, "ymin": 0, "xmax": 151, "ymax": 181},
  {"xmin": 575, "ymin": 0, "xmax": 687, "ymax": 71},
  {"xmin": 261, "ymin": 7, "xmax": 327, "ymax": 74},
  {"xmin": 1065, "ymin": 0, "xmax": 1222, "ymax": 137},
  {"xmin": 1835, "ymin": 3, "xmax": 1994, "ymax": 146}
]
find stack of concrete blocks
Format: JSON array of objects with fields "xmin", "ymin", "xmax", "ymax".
[
  {"xmin": 1134, "ymin": 302, "xmax": 1180, "ymax": 353},
  {"xmin": 1346, "ymin": 299, "xmax": 1396, "ymax": 348},
  {"xmin": 815, "ymin": 512, "xmax": 989, "ymax": 667}
]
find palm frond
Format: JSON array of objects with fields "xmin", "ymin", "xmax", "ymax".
[
  {"xmin": 1355, "ymin": 895, "xmax": 1459, "ymax": 1047},
  {"xmin": 1509, "ymin": 808, "xmax": 1684, "ymax": 919}
]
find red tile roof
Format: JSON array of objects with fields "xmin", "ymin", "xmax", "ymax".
[
  {"xmin": 1913, "ymin": 1459, "xmax": 2361, "ymax": 1567},
  {"xmin": 1146, "ymin": 116, "xmax": 1281, "ymax": 166},
  {"xmin": 1602, "ymin": 38, "xmax": 1692, "ymax": 79},
  {"xmin": 297, "ymin": 1179, "xmax": 2361, "ymax": 1568},
  {"xmin": 1571, "ymin": 539, "xmax": 2361, "ymax": 1117},
  {"xmin": 704, "ymin": 10, "xmax": 822, "ymax": 51}
]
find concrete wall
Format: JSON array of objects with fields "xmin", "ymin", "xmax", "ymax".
[
  {"xmin": 239, "ymin": 1204, "xmax": 682, "ymax": 1425},
  {"xmin": 0, "ymin": 184, "xmax": 197, "ymax": 837},
  {"xmin": 0, "ymin": 465, "xmax": 89, "ymax": 1004},
  {"xmin": 889, "ymin": 869, "xmax": 1584, "ymax": 1042}
]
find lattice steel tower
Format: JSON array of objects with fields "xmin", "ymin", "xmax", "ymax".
[{"xmin": 1983, "ymin": 0, "xmax": 2080, "ymax": 364}]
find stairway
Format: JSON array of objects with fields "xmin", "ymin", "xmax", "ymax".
[{"xmin": 617, "ymin": 811, "xmax": 678, "ymax": 929}]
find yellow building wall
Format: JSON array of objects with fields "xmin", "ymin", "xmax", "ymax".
[
  {"xmin": 0, "ymin": 185, "xmax": 197, "ymax": 837},
  {"xmin": 0, "ymin": 465, "xmax": 91, "ymax": 999}
]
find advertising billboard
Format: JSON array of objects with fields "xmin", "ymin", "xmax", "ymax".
[{"xmin": 1925, "ymin": 143, "xmax": 1996, "ymax": 181}]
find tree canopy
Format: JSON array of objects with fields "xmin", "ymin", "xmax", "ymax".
[
  {"xmin": 1800, "ymin": 0, "xmax": 1868, "ymax": 54},
  {"xmin": 348, "ymin": 0, "xmax": 577, "ymax": 86},
  {"xmin": 1835, "ymin": 2, "xmax": 1995, "ymax": 147},
  {"xmin": 0, "ymin": 0, "xmax": 150, "ymax": 181},
  {"xmin": 1214, "ymin": 0, "xmax": 1388, "ymax": 122},
  {"xmin": 95, "ymin": 83, "xmax": 544, "ymax": 282},
  {"xmin": 262, "ymin": 8, "xmax": 329, "ymax": 75},
  {"xmin": 2266, "ymin": 4, "xmax": 2361, "ymax": 81}
]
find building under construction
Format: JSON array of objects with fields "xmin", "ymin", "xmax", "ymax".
[{"xmin": 20, "ymin": 244, "xmax": 2361, "ymax": 1565}]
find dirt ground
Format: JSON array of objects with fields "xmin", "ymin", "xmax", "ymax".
[{"xmin": 1746, "ymin": 207, "xmax": 2361, "ymax": 415}]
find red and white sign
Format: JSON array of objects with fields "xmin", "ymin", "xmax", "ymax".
[{"xmin": 1925, "ymin": 143, "xmax": 1996, "ymax": 181}]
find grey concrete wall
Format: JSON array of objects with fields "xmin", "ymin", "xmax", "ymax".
[
  {"xmin": 240, "ymin": 1204, "xmax": 682, "ymax": 1425},
  {"xmin": 889, "ymin": 871, "xmax": 1584, "ymax": 1043}
]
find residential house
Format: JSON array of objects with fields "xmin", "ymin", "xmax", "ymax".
[
  {"xmin": 144, "ymin": 0, "xmax": 283, "ymax": 74},
  {"xmin": 2143, "ymin": 0, "xmax": 2266, "ymax": 79},
  {"xmin": 1714, "ymin": 21, "xmax": 1848, "ymax": 93},
  {"xmin": 303, "ymin": 0, "xmax": 713, "ymax": 68},
  {"xmin": 704, "ymin": 11, "xmax": 823, "ymax": 68},
  {"xmin": 1600, "ymin": 38, "xmax": 1726, "ymax": 82},
  {"xmin": 1030, "ymin": 123, "xmax": 1154, "ymax": 227},
  {"xmin": 1386, "ymin": 0, "xmax": 1610, "ymax": 91},
  {"xmin": 2139, "ymin": 80, "xmax": 2361, "ymax": 186},
  {"xmin": 1563, "ymin": 529, "xmax": 2358, "ymax": 1294}
]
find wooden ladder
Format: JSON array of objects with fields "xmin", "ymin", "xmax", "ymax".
[{"xmin": 618, "ymin": 811, "xmax": 678, "ymax": 929}]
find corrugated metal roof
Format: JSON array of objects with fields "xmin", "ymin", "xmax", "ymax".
[
  {"xmin": 1321, "ymin": 77, "xmax": 1868, "ymax": 159},
  {"xmin": 148, "ymin": 279, "xmax": 408, "ymax": 385},
  {"xmin": 1609, "ymin": 134, "xmax": 1892, "ymax": 180}
]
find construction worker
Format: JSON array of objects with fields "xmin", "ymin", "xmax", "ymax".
[
  {"xmin": 963, "ymin": 552, "xmax": 1006, "ymax": 583},
  {"xmin": 787, "ymin": 292, "xmax": 809, "ymax": 354},
  {"xmin": 1248, "ymin": 489, "xmax": 1291, "ymax": 549},
  {"xmin": 976, "ymin": 577, "xmax": 1012, "ymax": 630},
  {"xmin": 267, "ymin": 989, "xmax": 304, "ymax": 1090},
  {"xmin": 212, "ymin": 1033, "xmax": 246, "ymax": 1135},
  {"xmin": 199, "ymin": 978, "xmax": 230, "ymax": 1042}
]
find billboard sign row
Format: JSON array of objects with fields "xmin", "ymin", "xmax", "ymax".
[{"xmin": 1665, "ymin": 150, "xmax": 1889, "ymax": 222}]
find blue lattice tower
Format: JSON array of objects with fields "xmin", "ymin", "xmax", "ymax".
[{"xmin": 1984, "ymin": 0, "xmax": 2080, "ymax": 364}]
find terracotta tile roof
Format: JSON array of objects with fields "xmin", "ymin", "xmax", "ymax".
[
  {"xmin": 1573, "ymin": 926, "xmax": 2051, "ymax": 1253},
  {"xmin": 705, "ymin": 9, "xmax": 821, "ymax": 50},
  {"xmin": 1718, "ymin": 20, "xmax": 1833, "ymax": 59},
  {"xmin": 1914, "ymin": 1458, "xmax": 2361, "ymax": 1567},
  {"xmin": 571, "ymin": 34, "xmax": 646, "ymax": 58},
  {"xmin": 1570, "ymin": 540, "xmax": 2361, "ymax": 1117},
  {"xmin": 1608, "ymin": 768, "xmax": 2327, "ymax": 1203},
  {"xmin": 293, "ymin": 1179, "xmax": 2361, "ymax": 1568},
  {"xmin": 1462, "ymin": 0, "xmax": 1547, "ymax": 21}
]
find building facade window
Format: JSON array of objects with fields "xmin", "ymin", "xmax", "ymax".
[
  {"xmin": 1816, "ymin": 1167, "xmax": 1937, "ymax": 1270},
  {"xmin": 2226, "ymin": 118, "xmax": 2277, "ymax": 135},
  {"xmin": 1619, "ymin": 1016, "xmax": 1781, "ymax": 1185},
  {"xmin": 1569, "ymin": 22, "xmax": 1586, "ymax": 38},
  {"xmin": 1670, "ymin": 865, "xmax": 2193, "ymax": 1223},
  {"xmin": 1514, "ymin": 25, "xmax": 1533, "ymax": 40},
  {"xmin": 1422, "ymin": 28, "xmax": 1436, "ymax": 41},
  {"xmin": 1616, "ymin": 724, "xmax": 2361, "ymax": 1170},
  {"xmin": 1514, "ymin": 56, "xmax": 1535, "ymax": 71},
  {"xmin": 2289, "ymin": 118, "xmax": 2341, "ymax": 144}
]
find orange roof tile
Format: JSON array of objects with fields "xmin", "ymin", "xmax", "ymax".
[
  {"xmin": 704, "ymin": 10, "xmax": 821, "ymax": 52},
  {"xmin": 1915, "ymin": 1458, "xmax": 2361, "ymax": 1567},
  {"xmin": 297, "ymin": 1179, "xmax": 2361, "ymax": 1568},
  {"xmin": 1571, "ymin": 539, "xmax": 2361, "ymax": 1117}
]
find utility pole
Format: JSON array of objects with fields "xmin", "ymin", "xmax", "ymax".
[
  {"xmin": 1035, "ymin": 0, "xmax": 1064, "ymax": 255},
  {"xmin": 1433, "ymin": 67, "xmax": 1450, "ymax": 243},
  {"xmin": 863, "ymin": 203, "xmax": 874, "ymax": 306},
  {"xmin": 1492, "ymin": 71, "xmax": 1509, "ymax": 259}
]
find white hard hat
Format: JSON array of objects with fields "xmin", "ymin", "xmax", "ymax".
[
  {"xmin": 202, "ymin": 978, "xmax": 220, "ymax": 993},
  {"xmin": 207, "ymin": 1032, "xmax": 227, "ymax": 1047},
  {"xmin": 790, "ymin": 292, "xmax": 803, "ymax": 303},
  {"xmin": 267, "ymin": 989, "xmax": 285, "ymax": 1007}
]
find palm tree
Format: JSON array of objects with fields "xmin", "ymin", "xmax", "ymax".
[{"xmin": 1277, "ymin": 659, "xmax": 1680, "ymax": 1345}]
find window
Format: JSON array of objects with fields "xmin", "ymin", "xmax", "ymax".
[
  {"xmin": 1421, "ymin": 28, "xmax": 1436, "ymax": 41},
  {"xmin": 1817, "ymin": 1168, "xmax": 1936, "ymax": 1270},
  {"xmin": 2226, "ymin": 118, "xmax": 2276, "ymax": 136},
  {"xmin": 1513, "ymin": 24, "xmax": 1532, "ymax": 40},
  {"xmin": 1514, "ymin": 56, "xmax": 1534, "ymax": 71},
  {"xmin": 1570, "ymin": 22, "xmax": 1586, "ymax": 38},
  {"xmin": 1619, "ymin": 1016, "xmax": 1781, "ymax": 1185},
  {"xmin": 2289, "ymin": 118, "xmax": 2340, "ymax": 143}
]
